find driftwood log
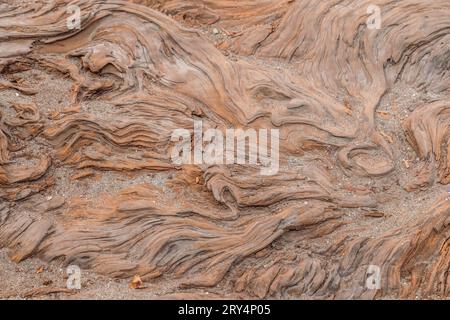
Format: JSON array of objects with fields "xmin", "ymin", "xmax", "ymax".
[{"xmin": 0, "ymin": 0, "xmax": 448, "ymax": 299}]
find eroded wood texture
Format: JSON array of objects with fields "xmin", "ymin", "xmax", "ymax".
[{"xmin": 0, "ymin": 0, "xmax": 449, "ymax": 299}]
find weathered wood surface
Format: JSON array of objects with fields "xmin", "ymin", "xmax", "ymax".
[{"xmin": 0, "ymin": 0, "xmax": 448, "ymax": 299}]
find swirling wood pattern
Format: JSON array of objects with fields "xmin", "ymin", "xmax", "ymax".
[{"xmin": 0, "ymin": 0, "xmax": 448, "ymax": 299}]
